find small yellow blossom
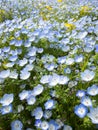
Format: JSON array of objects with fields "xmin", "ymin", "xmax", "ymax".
[
  {"xmin": 45, "ymin": 6, "xmax": 52, "ymax": 10},
  {"xmin": 79, "ymin": 5, "xmax": 92, "ymax": 15},
  {"xmin": 57, "ymin": 0, "xmax": 62, "ymax": 2},
  {"xmin": 64, "ymin": 23, "xmax": 76, "ymax": 30}
]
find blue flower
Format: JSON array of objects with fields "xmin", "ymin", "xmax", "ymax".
[
  {"xmin": 19, "ymin": 90, "xmax": 29, "ymax": 100},
  {"xmin": 81, "ymin": 96, "xmax": 92, "ymax": 107},
  {"xmin": 9, "ymin": 55, "xmax": 18, "ymax": 62},
  {"xmin": 64, "ymin": 68, "xmax": 71, "ymax": 74},
  {"xmin": 81, "ymin": 69, "xmax": 95, "ymax": 82},
  {"xmin": 65, "ymin": 58, "xmax": 74, "ymax": 65},
  {"xmin": 48, "ymin": 120, "xmax": 59, "ymax": 130},
  {"xmin": 44, "ymin": 99, "xmax": 56, "ymax": 110},
  {"xmin": 76, "ymin": 90, "xmax": 86, "ymax": 98},
  {"xmin": 87, "ymin": 85, "xmax": 98, "ymax": 96},
  {"xmin": 58, "ymin": 56, "xmax": 66, "ymax": 64},
  {"xmin": 75, "ymin": 55, "xmax": 83, "ymax": 63},
  {"xmin": 40, "ymin": 75, "xmax": 51, "ymax": 84},
  {"xmin": 44, "ymin": 110, "xmax": 52, "ymax": 119},
  {"xmin": 0, "ymin": 70, "xmax": 10, "ymax": 79},
  {"xmin": 35, "ymin": 119, "xmax": 42, "ymax": 128},
  {"xmin": 20, "ymin": 70, "xmax": 30, "ymax": 80},
  {"xmin": 0, "ymin": 104, "xmax": 12, "ymax": 115},
  {"xmin": 18, "ymin": 58, "xmax": 28, "ymax": 67},
  {"xmin": 74, "ymin": 104, "xmax": 88, "ymax": 118},
  {"xmin": 11, "ymin": 120, "xmax": 23, "ymax": 130},
  {"xmin": 0, "ymin": 93, "xmax": 14, "ymax": 106},
  {"xmin": 32, "ymin": 107, "xmax": 43, "ymax": 119},
  {"xmin": 40, "ymin": 121, "xmax": 49, "ymax": 130},
  {"xmin": 27, "ymin": 96, "xmax": 36, "ymax": 105},
  {"xmin": 48, "ymin": 74, "xmax": 60, "ymax": 87},
  {"xmin": 9, "ymin": 70, "xmax": 18, "ymax": 79},
  {"xmin": 59, "ymin": 75, "xmax": 69, "ymax": 85},
  {"xmin": 87, "ymin": 107, "xmax": 98, "ymax": 124},
  {"xmin": 33, "ymin": 84, "xmax": 44, "ymax": 96}
]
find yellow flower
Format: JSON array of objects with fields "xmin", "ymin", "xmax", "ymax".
[
  {"xmin": 10, "ymin": 36, "xmax": 14, "ymax": 40},
  {"xmin": 57, "ymin": 0, "xmax": 62, "ymax": 2},
  {"xmin": 79, "ymin": 5, "xmax": 92, "ymax": 15},
  {"xmin": 64, "ymin": 23, "xmax": 76, "ymax": 30},
  {"xmin": 45, "ymin": 6, "xmax": 52, "ymax": 10}
]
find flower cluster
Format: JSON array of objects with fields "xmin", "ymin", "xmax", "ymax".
[{"xmin": 0, "ymin": 0, "xmax": 98, "ymax": 129}]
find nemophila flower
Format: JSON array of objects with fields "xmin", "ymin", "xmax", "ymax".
[
  {"xmin": 19, "ymin": 90, "xmax": 29, "ymax": 100},
  {"xmin": 5, "ymin": 62, "xmax": 15, "ymax": 68},
  {"xmin": 24, "ymin": 64, "xmax": 34, "ymax": 71},
  {"xmin": 3, "ymin": 46, "xmax": 10, "ymax": 52},
  {"xmin": 20, "ymin": 70, "xmax": 30, "ymax": 80},
  {"xmin": 40, "ymin": 121, "xmax": 49, "ymax": 130},
  {"xmin": 15, "ymin": 40, "xmax": 23, "ymax": 47},
  {"xmin": 66, "ymin": 58, "xmax": 74, "ymax": 65},
  {"xmin": 26, "ymin": 96, "xmax": 36, "ymax": 105},
  {"xmin": 87, "ymin": 107, "xmax": 98, "ymax": 124},
  {"xmin": 40, "ymin": 75, "xmax": 51, "ymax": 84},
  {"xmin": 81, "ymin": 96, "xmax": 92, "ymax": 107},
  {"xmin": 87, "ymin": 85, "xmax": 98, "ymax": 96},
  {"xmin": 9, "ymin": 55, "xmax": 18, "ymax": 62},
  {"xmin": 59, "ymin": 75, "xmax": 69, "ymax": 85},
  {"xmin": 27, "ymin": 47, "xmax": 37, "ymax": 57},
  {"xmin": 44, "ymin": 63, "xmax": 57, "ymax": 71},
  {"xmin": 81, "ymin": 69, "xmax": 95, "ymax": 82},
  {"xmin": 0, "ymin": 104, "xmax": 12, "ymax": 115},
  {"xmin": 75, "ymin": 55, "xmax": 83, "ymax": 63},
  {"xmin": 48, "ymin": 74, "xmax": 60, "ymax": 87},
  {"xmin": 33, "ymin": 84, "xmax": 44, "ymax": 96},
  {"xmin": 41, "ymin": 55, "xmax": 55, "ymax": 64},
  {"xmin": 0, "ymin": 93, "xmax": 14, "ymax": 106},
  {"xmin": 44, "ymin": 110, "xmax": 52, "ymax": 119},
  {"xmin": 44, "ymin": 99, "xmax": 56, "ymax": 110},
  {"xmin": 9, "ymin": 70, "xmax": 18, "ymax": 79},
  {"xmin": 77, "ymin": 31, "xmax": 88, "ymax": 39},
  {"xmin": 18, "ymin": 58, "xmax": 28, "ymax": 66},
  {"xmin": 76, "ymin": 90, "xmax": 86, "ymax": 98},
  {"xmin": 0, "ymin": 69, "xmax": 10, "ymax": 79},
  {"xmin": 11, "ymin": 120, "xmax": 23, "ymax": 130},
  {"xmin": 74, "ymin": 104, "xmax": 88, "ymax": 118},
  {"xmin": 10, "ymin": 39, "xmax": 16, "ymax": 45},
  {"xmin": 48, "ymin": 120, "xmax": 59, "ymax": 130},
  {"xmin": 32, "ymin": 107, "xmax": 43, "ymax": 119},
  {"xmin": 64, "ymin": 68, "xmax": 71, "ymax": 74},
  {"xmin": 57, "ymin": 56, "xmax": 66, "ymax": 64},
  {"xmin": 24, "ymin": 41, "xmax": 32, "ymax": 47},
  {"xmin": 29, "ymin": 57, "xmax": 36, "ymax": 64},
  {"xmin": 84, "ymin": 45, "xmax": 94, "ymax": 53},
  {"xmin": 61, "ymin": 45, "xmax": 70, "ymax": 52},
  {"xmin": 63, "ymin": 125, "xmax": 72, "ymax": 130},
  {"xmin": 37, "ymin": 48, "xmax": 44, "ymax": 53},
  {"xmin": 35, "ymin": 119, "xmax": 42, "ymax": 128}
]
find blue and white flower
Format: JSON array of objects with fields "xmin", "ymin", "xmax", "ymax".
[
  {"xmin": 11, "ymin": 120, "xmax": 23, "ymax": 130},
  {"xmin": 74, "ymin": 104, "xmax": 88, "ymax": 118},
  {"xmin": 81, "ymin": 69, "xmax": 95, "ymax": 82},
  {"xmin": 87, "ymin": 85, "xmax": 98, "ymax": 96},
  {"xmin": 81, "ymin": 96, "xmax": 92, "ymax": 107},
  {"xmin": 87, "ymin": 107, "xmax": 98, "ymax": 124},
  {"xmin": 0, "ymin": 93, "xmax": 14, "ymax": 106}
]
